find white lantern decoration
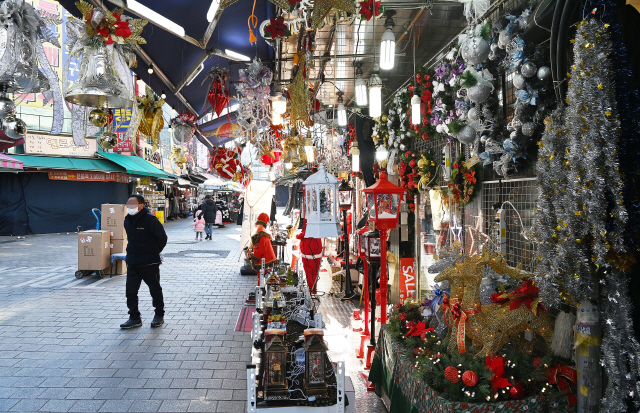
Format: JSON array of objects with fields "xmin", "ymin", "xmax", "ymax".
[{"xmin": 302, "ymin": 164, "xmax": 340, "ymax": 238}]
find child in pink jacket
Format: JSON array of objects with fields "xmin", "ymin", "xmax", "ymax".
[{"xmin": 191, "ymin": 214, "xmax": 206, "ymax": 241}]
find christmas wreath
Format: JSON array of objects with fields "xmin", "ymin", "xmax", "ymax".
[{"xmin": 447, "ymin": 155, "xmax": 479, "ymax": 206}]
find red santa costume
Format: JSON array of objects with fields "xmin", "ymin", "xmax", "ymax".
[
  {"xmin": 249, "ymin": 213, "xmax": 277, "ymax": 285},
  {"xmin": 297, "ymin": 219, "xmax": 323, "ymax": 294}
]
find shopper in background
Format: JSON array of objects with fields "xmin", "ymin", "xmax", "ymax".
[
  {"xmin": 191, "ymin": 213, "xmax": 205, "ymax": 241},
  {"xmin": 199, "ymin": 195, "xmax": 217, "ymax": 240},
  {"xmin": 120, "ymin": 194, "xmax": 168, "ymax": 329}
]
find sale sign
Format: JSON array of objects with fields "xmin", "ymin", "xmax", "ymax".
[{"xmin": 399, "ymin": 258, "xmax": 416, "ymax": 301}]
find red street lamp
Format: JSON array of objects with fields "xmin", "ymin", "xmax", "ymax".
[
  {"xmin": 363, "ymin": 172, "xmax": 406, "ymax": 324},
  {"xmin": 357, "ymin": 226, "xmax": 370, "ymax": 337}
]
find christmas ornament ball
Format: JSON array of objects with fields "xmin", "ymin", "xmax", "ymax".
[
  {"xmin": 480, "ymin": 135, "xmax": 488, "ymax": 144},
  {"xmin": 444, "ymin": 366, "xmax": 460, "ymax": 384},
  {"xmin": 467, "ymin": 107, "xmax": 478, "ymax": 121},
  {"xmin": 399, "ymin": 144, "xmax": 406, "ymax": 151},
  {"xmin": 381, "ymin": 115, "xmax": 387, "ymax": 122},
  {"xmin": 488, "ymin": 51, "xmax": 499, "ymax": 61},
  {"xmin": 89, "ymin": 109, "xmax": 109, "ymax": 127},
  {"xmin": 537, "ymin": 65, "xmax": 551, "ymax": 81},
  {"xmin": 522, "ymin": 122, "xmax": 535, "ymax": 136},
  {"xmin": 2, "ymin": 115, "xmax": 27, "ymax": 140},
  {"xmin": 99, "ymin": 132, "xmax": 119, "ymax": 149},
  {"xmin": 498, "ymin": 30, "xmax": 512, "ymax": 48},
  {"xmin": 512, "ymin": 73, "xmax": 526, "ymax": 89},
  {"xmin": 482, "ymin": 107, "xmax": 493, "ymax": 120},
  {"xmin": 0, "ymin": 96, "xmax": 16, "ymax": 119},
  {"xmin": 462, "ymin": 370, "xmax": 478, "ymax": 387},
  {"xmin": 461, "ymin": 36, "xmax": 490, "ymax": 65},
  {"xmin": 456, "ymin": 125, "xmax": 477, "ymax": 144},
  {"xmin": 490, "ymin": 42, "xmax": 499, "ymax": 52},
  {"xmin": 521, "ymin": 61, "xmax": 537, "ymax": 78},
  {"xmin": 467, "ymin": 83, "xmax": 491, "ymax": 103},
  {"xmin": 509, "ymin": 381, "xmax": 525, "ymax": 399}
]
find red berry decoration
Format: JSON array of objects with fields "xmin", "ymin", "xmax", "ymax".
[
  {"xmin": 444, "ymin": 366, "xmax": 460, "ymax": 384},
  {"xmin": 462, "ymin": 370, "xmax": 478, "ymax": 387},
  {"xmin": 509, "ymin": 381, "xmax": 525, "ymax": 399}
]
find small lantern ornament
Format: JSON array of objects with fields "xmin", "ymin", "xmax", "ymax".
[
  {"xmin": 338, "ymin": 180, "xmax": 353, "ymax": 212},
  {"xmin": 302, "ymin": 164, "xmax": 340, "ymax": 238},
  {"xmin": 264, "ymin": 329, "xmax": 288, "ymax": 399},
  {"xmin": 362, "ymin": 229, "xmax": 382, "ymax": 263},
  {"xmin": 304, "ymin": 330, "xmax": 329, "ymax": 397}
]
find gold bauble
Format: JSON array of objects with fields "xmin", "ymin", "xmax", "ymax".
[
  {"xmin": 381, "ymin": 115, "xmax": 388, "ymax": 122},
  {"xmin": 99, "ymin": 132, "xmax": 118, "ymax": 149},
  {"xmin": 89, "ymin": 109, "xmax": 108, "ymax": 127}
]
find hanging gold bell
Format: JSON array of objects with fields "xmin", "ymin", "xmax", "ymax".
[
  {"xmin": 65, "ymin": 42, "xmax": 132, "ymax": 109},
  {"xmin": 99, "ymin": 132, "xmax": 118, "ymax": 149}
]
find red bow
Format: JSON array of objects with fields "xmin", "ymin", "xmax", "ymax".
[
  {"xmin": 546, "ymin": 364, "xmax": 577, "ymax": 406},
  {"xmin": 485, "ymin": 356, "xmax": 511, "ymax": 392},
  {"xmin": 492, "ymin": 280, "xmax": 546, "ymax": 315},
  {"xmin": 405, "ymin": 322, "xmax": 432, "ymax": 338}
]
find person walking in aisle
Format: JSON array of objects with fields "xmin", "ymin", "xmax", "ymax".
[
  {"xmin": 120, "ymin": 195, "xmax": 168, "ymax": 329},
  {"xmin": 191, "ymin": 212, "xmax": 205, "ymax": 241},
  {"xmin": 200, "ymin": 195, "xmax": 217, "ymax": 240}
]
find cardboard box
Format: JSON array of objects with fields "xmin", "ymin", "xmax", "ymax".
[
  {"xmin": 101, "ymin": 204, "xmax": 127, "ymax": 239},
  {"xmin": 109, "ymin": 239, "xmax": 128, "ymax": 275},
  {"xmin": 78, "ymin": 230, "xmax": 110, "ymax": 270}
]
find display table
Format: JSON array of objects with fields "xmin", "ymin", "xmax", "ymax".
[{"xmin": 368, "ymin": 327, "xmax": 573, "ymax": 413}]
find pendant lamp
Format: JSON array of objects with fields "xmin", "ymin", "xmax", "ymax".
[
  {"xmin": 354, "ymin": 63, "xmax": 367, "ymax": 107},
  {"xmin": 369, "ymin": 64, "xmax": 382, "ymax": 118},
  {"xmin": 410, "ymin": 31, "xmax": 421, "ymax": 125},
  {"xmin": 351, "ymin": 140, "xmax": 360, "ymax": 173},
  {"xmin": 380, "ymin": 11, "xmax": 396, "ymax": 70},
  {"xmin": 337, "ymin": 92, "xmax": 347, "ymax": 127}
]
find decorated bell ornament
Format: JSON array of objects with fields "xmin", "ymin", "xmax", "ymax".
[
  {"xmin": 89, "ymin": 109, "xmax": 109, "ymax": 127},
  {"xmin": 65, "ymin": 42, "xmax": 133, "ymax": 109},
  {"xmin": 2, "ymin": 115, "xmax": 27, "ymax": 140},
  {"xmin": 99, "ymin": 132, "xmax": 118, "ymax": 149},
  {"xmin": 0, "ymin": 96, "xmax": 16, "ymax": 119}
]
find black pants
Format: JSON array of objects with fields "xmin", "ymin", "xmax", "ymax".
[{"xmin": 126, "ymin": 264, "xmax": 164, "ymax": 319}]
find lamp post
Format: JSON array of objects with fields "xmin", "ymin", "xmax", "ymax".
[
  {"xmin": 338, "ymin": 179, "xmax": 354, "ymax": 298},
  {"xmin": 363, "ymin": 172, "xmax": 406, "ymax": 325},
  {"xmin": 357, "ymin": 226, "xmax": 370, "ymax": 337},
  {"xmin": 363, "ymin": 228, "xmax": 381, "ymax": 345}
]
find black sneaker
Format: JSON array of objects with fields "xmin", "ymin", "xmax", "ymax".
[
  {"xmin": 150, "ymin": 315, "xmax": 164, "ymax": 327},
  {"xmin": 120, "ymin": 318, "xmax": 142, "ymax": 329}
]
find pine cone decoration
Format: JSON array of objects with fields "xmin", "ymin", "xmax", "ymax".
[
  {"xmin": 462, "ymin": 370, "xmax": 478, "ymax": 387},
  {"xmin": 444, "ymin": 366, "xmax": 460, "ymax": 383}
]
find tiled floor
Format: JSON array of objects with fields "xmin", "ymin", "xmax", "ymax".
[{"xmin": 0, "ymin": 213, "xmax": 387, "ymax": 413}]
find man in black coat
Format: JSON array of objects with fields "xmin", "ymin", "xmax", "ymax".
[
  {"xmin": 199, "ymin": 195, "xmax": 217, "ymax": 240},
  {"xmin": 120, "ymin": 194, "xmax": 168, "ymax": 329}
]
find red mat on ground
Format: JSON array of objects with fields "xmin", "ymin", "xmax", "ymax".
[{"xmin": 235, "ymin": 306, "xmax": 256, "ymax": 332}]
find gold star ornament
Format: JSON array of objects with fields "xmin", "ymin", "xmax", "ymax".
[{"xmin": 311, "ymin": 0, "xmax": 357, "ymax": 29}]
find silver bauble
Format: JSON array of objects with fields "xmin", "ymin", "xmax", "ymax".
[
  {"xmin": 99, "ymin": 132, "xmax": 119, "ymax": 149},
  {"xmin": 482, "ymin": 108, "xmax": 493, "ymax": 119},
  {"xmin": 467, "ymin": 107, "xmax": 478, "ymax": 121},
  {"xmin": 521, "ymin": 122, "xmax": 535, "ymax": 136},
  {"xmin": 498, "ymin": 30, "xmax": 512, "ymax": 48},
  {"xmin": 521, "ymin": 61, "xmax": 537, "ymax": 78},
  {"xmin": 2, "ymin": 116, "xmax": 27, "ymax": 140},
  {"xmin": 480, "ymin": 135, "xmax": 488, "ymax": 144},
  {"xmin": 0, "ymin": 96, "xmax": 16, "ymax": 119},
  {"xmin": 461, "ymin": 36, "xmax": 490, "ymax": 66},
  {"xmin": 456, "ymin": 125, "xmax": 477, "ymax": 144},
  {"xmin": 513, "ymin": 73, "xmax": 526, "ymax": 89},
  {"xmin": 399, "ymin": 144, "xmax": 406, "ymax": 151},
  {"xmin": 510, "ymin": 131, "xmax": 518, "ymax": 140},
  {"xmin": 490, "ymin": 42, "xmax": 499, "ymax": 52},
  {"xmin": 536, "ymin": 66, "xmax": 551, "ymax": 81},
  {"xmin": 488, "ymin": 51, "xmax": 499, "ymax": 61},
  {"xmin": 467, "ymin": 83, "xmax": 491, "ymax": 103}
]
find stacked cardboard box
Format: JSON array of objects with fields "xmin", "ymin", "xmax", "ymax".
[
  {"xmin": 78, "ymin": 230, "xmax": 111, "ymax": 271},
  {"xmin": 101, "ymin": 204, "xmax": 128, "ymax": 275}
]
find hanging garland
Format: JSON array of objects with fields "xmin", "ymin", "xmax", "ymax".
[
  {"xmin": 398, "ymin": 150, "xmax": 437, "ymax": 195},
  {"xmin": 429, "ymin": 47, "xmax": 467, "ymax": 142},
  {"xmin": 447, "ymin": 155, "xmax": 479, "ymax": 206}
]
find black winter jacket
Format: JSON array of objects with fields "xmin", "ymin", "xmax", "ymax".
[
  {"xmin": 200, "ymin": 199, "xmax": 217, "ymax": 223},
  {"xmin": 123, "ymin": 207, "xmax": 168, "ymax": 266}
]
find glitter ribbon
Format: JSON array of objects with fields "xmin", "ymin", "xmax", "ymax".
[
  {"xmin": 545, "ymin": 363, "xmax": 577, "ymax": 406},
  {"xmin": 451, "ymin": 304, "xmax": 480, "ymax": 354}
]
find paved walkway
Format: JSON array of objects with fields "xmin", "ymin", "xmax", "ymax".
[{"xmin": 0, "ymin": 218, "xmax": 253, "ymax": 413}]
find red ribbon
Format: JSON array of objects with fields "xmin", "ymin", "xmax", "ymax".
[
  {"xmin": 485, "ymin": 356, "xmax": 511, "ymax": 392},
  {"xmin": 440, "ymin": 294, "xmax": 479, "ymax": 354},
  {"xmin": 546, "ymin": 364, "xmax": 577, "ymax": 406}
]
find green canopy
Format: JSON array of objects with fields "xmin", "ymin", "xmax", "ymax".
[
  {"xmin": 9, "ymin": 155, "xmax": 125, "ymax": 172},
  {"xmin": 96, "ymin": 152, "xmax": 177, "ymax": 179}
]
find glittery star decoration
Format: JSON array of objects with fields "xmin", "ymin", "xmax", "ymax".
[
  {"xmin": 268, "ymin": 0, "xmax": 293, "ymax": 11},
  {"xmin": 220, "ymin": 0, "xmax": 241, "ymax": 9},
  {"xmin": 288, "ymin": 55, "xmax": 311, "ymax": 125},
  {"xmin": 310, "ymin": 0, "xmax": 357, "ymax": 29}
]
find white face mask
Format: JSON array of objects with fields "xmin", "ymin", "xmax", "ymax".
[{"xmin": 127, "ymin": 207, "xmax": 139, "ymax": 215}]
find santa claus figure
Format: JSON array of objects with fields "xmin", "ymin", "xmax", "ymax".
[
  {"xmin": 248, "ymin": 213, "xmax": 277, "ymax": 285},
  {"xmin": 298, "ymin": 219, "xmax": 323, "ymax": 294}
]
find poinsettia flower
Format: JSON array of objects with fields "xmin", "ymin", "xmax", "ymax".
[
  {"xmin": 105, "ymin": 35, "xmax": 114, "ymax": 45},
  {"xmin": 265, "ymin": 17, "xmax": 288, "ymax": 39},
  {"xmin": 359, "ymin": 0, "xmax": 381, "ymax": 20},
  {"xmin": 114, "ymin": 21, "xmax": 131, "ymax": 38},
  {"xmin": 96, "ymin": 25, "xmax": 110, "ymax": 38},
  {"xmin": 464, "ymin": 170, "xmax": 476, "ymax": 184}
]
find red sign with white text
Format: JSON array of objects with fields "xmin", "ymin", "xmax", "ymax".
[
  {"xmin": 48, "ymin": 170, "xmax": 129, "ymax": 183},
  {"xmin": 399, "ymin": 258, "xmax": 416, "ymax": 302}
]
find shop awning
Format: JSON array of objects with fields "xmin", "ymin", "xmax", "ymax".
[
  {"xmin": 182, "ymin": 174, "xmax": 206, "ymax": 184},
  {"xmin": 96, "ymin": 152, "xmax": 177, "ymax": 180},
  {"xmin": 8, "ymin": 155, "xmax": 125, "ymax": 172},
  {"xmin": 177, "ymin": 178, "xmax": 192, "ymax": 187},
  {"xmin": 0, "ymin": 153, "xmax": 23, "ymax": 170}
]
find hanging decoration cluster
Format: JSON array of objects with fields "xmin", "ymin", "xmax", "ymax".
[{"xmin": 137, "ymin": 86, "xmax": 164, "ymax": 151}]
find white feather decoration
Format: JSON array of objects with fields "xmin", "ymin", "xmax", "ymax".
[{"xmin": 551, "ymin": 311, "xmax": 576, "ymax": 359}]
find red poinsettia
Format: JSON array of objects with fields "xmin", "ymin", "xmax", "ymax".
[
  {"xmin": 114, "ymin": 20, "xmax": 132, "ymax": 38},
  {"xmin": 359, "ymin": 0, "xmax": 382, "ymax": 20},
  {"xmin": 463, "ymin": 170, "xmax": 476, "ymax": 184},
  {"xmin": 265, "ymin": 17, "xmax": 290, "ymax": 39}
]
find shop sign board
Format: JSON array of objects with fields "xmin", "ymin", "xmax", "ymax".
[
  {"xmin": 399, "ymin": 258, "xmax": 416, "ymax": 301},
  {"xmin": 112, "ymin": 108, "xmax": 133, "ymax": 153},
  {"xmin": 25, "ymin": 133, "xmax": 96, "ymax": 157},
  {"xmin": 48, "ymin": 170, "xmax": 129, "ymax": 183}
]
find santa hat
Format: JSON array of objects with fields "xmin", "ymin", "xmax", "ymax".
[{"xmin": 255, "ymin": 212, "xmax": 269, "ymax": 227}]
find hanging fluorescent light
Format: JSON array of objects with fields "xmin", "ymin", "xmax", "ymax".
[
  {"xmin": 375, "ymin": 145, "xmax": 388, "ymax": 161},
  {"xmin": 337, "ymin": 92, "xmax": 347, "ymax": 127},
  {"xmin": 224, "ymin": 49, "xmax": 250, "ymax": 62},
  {"xmin": 127, "ymin": 0, "xmax": 186, "ymax": 37},
  {"xmin": 411, "ymin": 95, "xmax": 421, "ymax": 125},
  {"xmin": 368, "ymin": 64, "xmax": 382, "ymax": 118},
  {"xmin": 351, "ymin": 140, "xmax": 360, "ymax": 173},
  {"xmin": 354, "ymin": 64, "xmax": 367, "ymax": 106},
  {"xmin": 380, "ymin": 12, "xmax": 396, "ymax": 70},
  {"xmin": 207, "ymin": 0, "xmax": 220, "ymax": 22},
  {"xmin": 186, "ymin": 63, "xmax": 205, "ymax": 86}
]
